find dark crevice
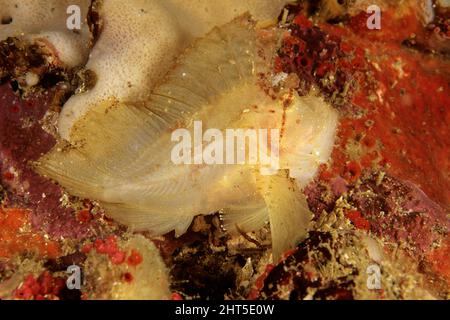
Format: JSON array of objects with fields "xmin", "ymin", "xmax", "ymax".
[{"xmin": 1, "ymin": 16, "xmax": 13, "ymax": 25}]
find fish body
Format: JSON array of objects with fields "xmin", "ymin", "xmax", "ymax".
[{"xmin": 36, "ymin": 17, "xmax": 338, "ymax": 260}]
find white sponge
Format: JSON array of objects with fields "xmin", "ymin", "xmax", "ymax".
[
  {"xmin": 0, "ymin": 0, "xmax": 91, "ymax": 67},
  {"xmin": 58, "ymin": 0, "xmax": 186, "ymax": 140}
]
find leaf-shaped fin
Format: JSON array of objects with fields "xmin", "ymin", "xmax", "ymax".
[
  {"xmin": 256, "ymin": 170, "xmax": 312, "ymax": 262},
  {"xmin": 100, "ymin": 202, "xmax": 194, "ymax": 237},
  {"xmin": 221, "ymin": 202, "xmax": 269, "ymax": 234}
]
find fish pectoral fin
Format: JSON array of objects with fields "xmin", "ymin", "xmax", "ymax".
[
  {"xmin": 257, "ymin": 170, "xmax": 313, "ymax": 262},
  {"xmin": 100, "ymin": 202, "xmax": 194, "ymax": 237},
  {"xmin": 221, "ymin": 201, "xmax": 269, "ymax": 234}
]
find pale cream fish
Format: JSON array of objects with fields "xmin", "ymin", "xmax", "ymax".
[{"xmin": 36, "ymin": 17, "xmax": 339, "ymax": 261}]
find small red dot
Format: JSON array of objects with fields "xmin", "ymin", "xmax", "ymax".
[
  {"xmin": 122, "ymin": 272, "xmax": 134, "ymax": 283},
  {"xmin": 110, "ymin": 251, "xmax": 126, "ymax": 265},
  {"xmin": 171, "ymin": 292, "xmax": 183, "ymax": 300},
  {"xmin": 10, "ymin": 105, "xmax": 20, "ymax": 113},
  {"xmin": 127, "ymin": 249, "xmax": 143, "ymax": 266},
  {"xmin": 3, "ymin": 172, "xmax": 14, "ymax": 180}
]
